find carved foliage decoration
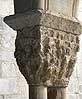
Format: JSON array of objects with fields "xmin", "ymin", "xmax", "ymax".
[{"xmin": 14, "ymin": 24, "xmax": 79, "ymax": 87}]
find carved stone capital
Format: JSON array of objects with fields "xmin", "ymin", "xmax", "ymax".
[{"xmin": 4, "ymin": 10, "xmax": 82, "ymax": 87}]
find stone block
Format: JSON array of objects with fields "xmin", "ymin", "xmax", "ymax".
[
  {"xmin": 0, "ymin": 17, "xmax": 3, "ymax": 30},
  {"xmin": 79, "ymin": 94, "xmax": 82, "ymax": 99},
  {"xmin": 0, "ymin": 96, "xmax": 3, "ymax": 99},
  {"xmin": 68, "ymin": 78, "xmax": 79, "ymax": 94},
  {"xmin": 0, "ymin": 78, "xmax": 17, "ymax": 95},
  {"xmin": 0, "ymin": 32, "xmax": 15, "ymax": 52},
  {"xmin": 49, "ymin": 0, "xmax": 73, "ymax": 17},
  {"xmin": 4, "ymin": 11, "xmax": 82, "ymax": 35},
  {"xmin": 0, "ymin": 0, "xmax": 14, "ymax": 16},
  {"xmin": 1, "ymin": 61, "xmax": 17, "ymax": 78},
  {"xmin": 79, "ymin": 84, "xmax": 82, "ymax": 93},
  {"xmin": 0, "ymin": 51, "xmax": 15, "ymax": 61},
  {"xmin": 67, "ymin": 94, "xmax": 77, "ymax": 99},
  {"xmin": 7, "ymin": 95, "xmax": 22, "ymax": 99}
]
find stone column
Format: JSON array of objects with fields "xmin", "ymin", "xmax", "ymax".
[
  {"xmin": 4, "ymin": 10, "xmax": 82, "ymax": 99},
  {"xmin": 48, "ymin": 88, "xmax": 66, "ymax": 99},
  {"xmin": 29, "ymin": 85, "xmax": 47, "ymax": 99}
]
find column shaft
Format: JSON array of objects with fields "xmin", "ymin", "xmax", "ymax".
[
  {"xmin": 29, "ymin": 85, "xmax": 47, "ymax": 99},
  {"xmin": 48, "ymin": 88, "xmax": 66, "ymax": 99}
]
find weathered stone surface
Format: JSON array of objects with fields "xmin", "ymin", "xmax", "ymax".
[
  {"xmin": 4, "ymin": 10, "xmax": 82, "ymax": 35},
  {"xmin": 10, "ymin": 11, "xmax": 81, "ymax": 87},
  {"xmin": 4, "ymin": 11, "xmax": 42, "ymax": 30}
]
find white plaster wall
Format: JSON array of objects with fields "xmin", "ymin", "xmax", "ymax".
[{"xmin": 0, "ymin": 0, "xmax": 82, "ymax": 99}]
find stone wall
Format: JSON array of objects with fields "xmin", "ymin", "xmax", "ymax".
[
  {"xmin": 67, "ymin": 34, "xmax": 82, "ymax": 99},
  {"xmin": 0, "ymin": 0, "xmax": 28, "ymax": 99},
  {"xmin": 0, "ymin": 0, "xmax": 82, "ymax": 99},
  {"xmin": 67, "ymin": 0, "xmax": 82, "ymax": 99}
]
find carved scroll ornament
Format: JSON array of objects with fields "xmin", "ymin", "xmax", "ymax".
[{"xmin": 4, "ymin": 11, "xmax": 82, "ymax": 87}]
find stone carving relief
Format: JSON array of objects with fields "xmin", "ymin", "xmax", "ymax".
[
  {"xmin": 4, "ymin": 11, "xmax": 81, "ymax": 87},
  {"xmin": 14, "ymin": 18, "xmax": 80, "ymax": 87}
]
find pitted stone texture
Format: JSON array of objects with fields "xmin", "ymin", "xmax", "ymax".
[
  {"xmin": 14, "ymin": 24, "xmax": 80, "ymax": 87},
  {"xmin": 39, "ymin": 26, "xmax": 79, "ymax": 87},
  {"xmin": 4, "ymin": 11, "xmax": 81, "ymax": 87},
  {"xmin": 4, "ymin": 10, "xmax": 82, "ymax": 35},
  {"xmin": 15, "ymin": 26, "xmax": 41, "ymax": 84}
]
